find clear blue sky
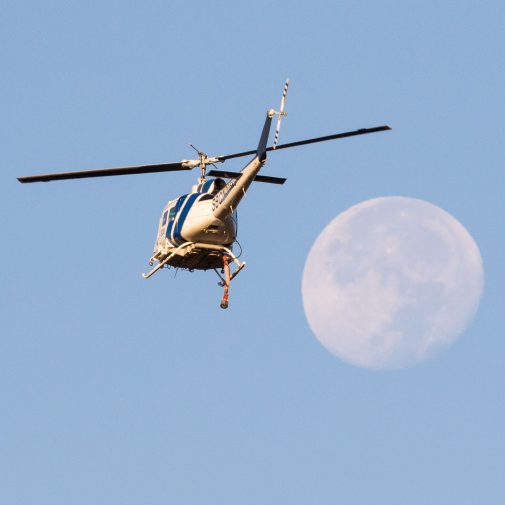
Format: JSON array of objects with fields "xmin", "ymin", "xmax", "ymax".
[{"xmin": 2, "ymin": 1, "xmax": 504, "ymax": 503}]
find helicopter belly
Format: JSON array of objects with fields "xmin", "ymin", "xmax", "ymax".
[{"xmin": 182, "ymin": 213, "xmax": 236, "ymax": 245}]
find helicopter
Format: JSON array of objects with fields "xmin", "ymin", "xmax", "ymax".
[{"xmin": 18, "ymin": 80, "xmax": 391, "ymax": 309}]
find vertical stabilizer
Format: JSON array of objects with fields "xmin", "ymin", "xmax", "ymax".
[{"xmin": 256, "ymin": 110, "xmax": 274, "ymax": 161}]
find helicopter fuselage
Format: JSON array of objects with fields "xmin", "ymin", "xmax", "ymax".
[
  {"xmin": 150, "ymin": 154, "xmax": 263, "ymax": 271},
  {"xmin": 152, "ymin": 180, "xmax": 238, "ymax": 269}
]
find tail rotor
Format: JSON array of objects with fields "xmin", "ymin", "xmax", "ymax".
[{"xmin": 272, "ymin": 79, "xmax": 290, "ymax": 149}]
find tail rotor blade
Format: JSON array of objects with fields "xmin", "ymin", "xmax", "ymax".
[
  {"xmin": 273, "ymin": 115, "xmax": 282, "ymax": 149},
  {"xmin": 273, "ymin": 79, "xmax": 289, "ymax": 149}
]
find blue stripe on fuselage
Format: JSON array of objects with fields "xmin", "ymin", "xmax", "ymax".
[
  {"xmin": 171, "ymin": 193, "xmax": 202, "ymax": 245},
  {"xmin": 202, "ymin": 179, "xmax": 213, "ymax": 192},
  {"xmin": 166, "ymin": 195, "xmax": 186, "ymax": 245}
]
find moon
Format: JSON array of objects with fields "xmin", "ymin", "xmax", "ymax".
[{"xmin": 302, "ymin": 197, "xmax": 484, "ymax": 369}]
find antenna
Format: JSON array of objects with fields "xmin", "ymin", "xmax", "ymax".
[{"xmin": 272, "ymin": 79, "xmax": 289, "ymax": 149}]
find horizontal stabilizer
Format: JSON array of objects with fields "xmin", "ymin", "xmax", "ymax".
[{"xmin": 207, "ymin": 169, "xmax": 286, "ymax": 185}]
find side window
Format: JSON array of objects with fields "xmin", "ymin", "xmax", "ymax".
[
  {"xmin": 162, "ymin": 211, "xmax": 168, "ymax": 226},
  {"xmin": 169, "ymin": 207, "xmax": 177, "ymax": 220}
]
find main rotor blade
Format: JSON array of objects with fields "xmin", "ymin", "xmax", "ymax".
[
  {"xmin": 17, "ymin": 125, "xmax": 391, "ymax": 183},
  {"xmin": 207, "ymin": 169, "xmax": 286, "ymax": 185},
  {"xmin": 17, "ymin": 161, "xmax": 191, "ymax": 183},
  {"xmin": 216, "ymin": 125, "xmax": 391, "ymax": 162}
]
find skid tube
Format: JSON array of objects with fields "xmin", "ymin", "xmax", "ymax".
[
  {"xmin": 142, "ymin": 242, "xmax": 245, "ymax": 281},
  {"xmin": 142, "ymin": 241, "xmax": 193, "ymax": 279},
  {"xmin": 143, "ymin": 242, "xmax": 246, "ymax": 309}
]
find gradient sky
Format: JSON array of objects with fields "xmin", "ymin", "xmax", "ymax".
[{"xmin": 2, "ymin": 1, "xmax": 504, "ymax": 504}]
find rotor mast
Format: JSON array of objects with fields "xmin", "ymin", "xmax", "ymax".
[
  {"xmin": 182, "ymin": 145, "xmax": 220, "ymax": 183},
  {"xmin": 188, "ymin": 144, "xmax": 221, "ymax": 183}
]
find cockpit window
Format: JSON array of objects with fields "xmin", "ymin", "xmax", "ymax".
[
  {"xmin": 162, "ymin": 211, "xmax": 168, "ymax": 226},
  {"xmin": 169, "ymin": 207, "xmax": 177, "ymax": 220}
]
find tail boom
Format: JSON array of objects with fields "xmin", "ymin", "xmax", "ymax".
[{"xmin": 212, "ymin": 111, "xmax": 273, "ymax": 220}]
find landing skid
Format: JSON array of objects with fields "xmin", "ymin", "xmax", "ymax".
[
  {"xmin": 142, "ymin": 241, "xmax": 193, "ymax": 279},
  {"xmin": 142, "ymin": 242, "xmax": 246, "ymax": 309},
  {"xmin": 214, "ymin": 262, "xmax": 246, "ymax": 286}
]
